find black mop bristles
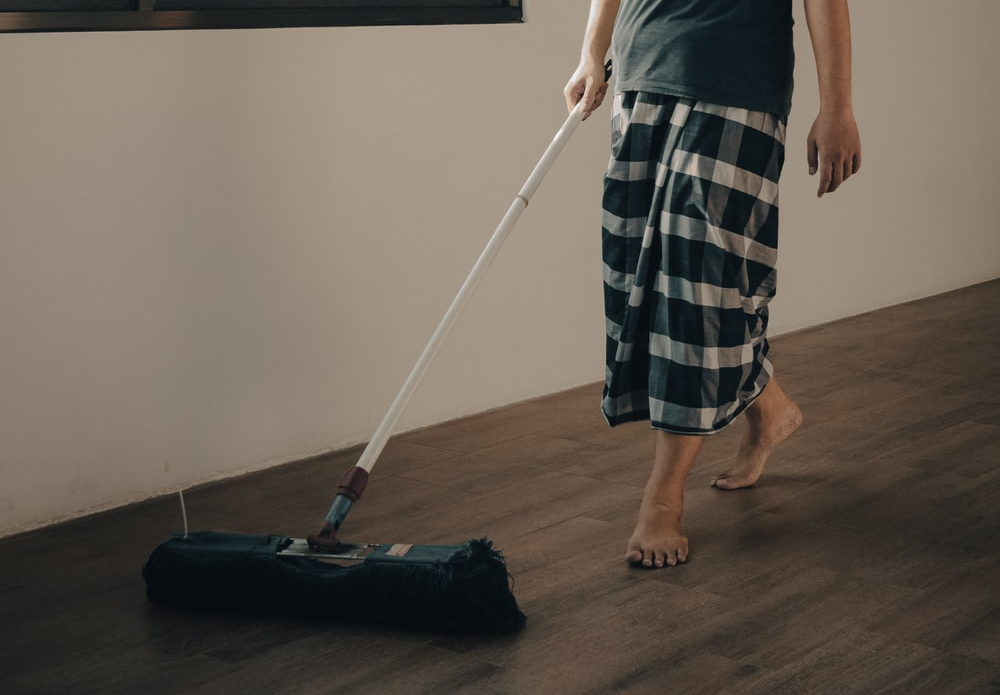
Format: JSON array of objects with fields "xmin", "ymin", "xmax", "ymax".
[{"xmin": 143, "ymin": 532, "xmax": 526, "ymax": 633}]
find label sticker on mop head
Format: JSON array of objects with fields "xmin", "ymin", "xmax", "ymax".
[{"xmin": 386, "ymin": 544, "xmax": 413, "ymax": 557}]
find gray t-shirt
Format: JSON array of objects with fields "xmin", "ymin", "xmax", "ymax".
[{"xmin": 612, "ymin": 0, "xmax": 795, "ymax": 116}]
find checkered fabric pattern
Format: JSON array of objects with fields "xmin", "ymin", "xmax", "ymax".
[{"xmin": 601, "ymin": 91, "xmax": 787, "ymax": 435}]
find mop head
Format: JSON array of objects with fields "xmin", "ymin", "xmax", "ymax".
[{"xmin": 142, "ymin": 532, "xmax": 526, "ymax": 633}]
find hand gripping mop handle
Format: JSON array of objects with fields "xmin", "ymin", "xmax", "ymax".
[{"xmin": 307, "ymin": 100, "xmax": 589, "ymax": 550}]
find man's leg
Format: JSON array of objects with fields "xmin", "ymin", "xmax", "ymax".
[
  {"xmin": 711, "ymin": 376, "xmax": 803, "ymax": 490},
  {"xmin": 626, "ymin": 431, "xmax": 704, "ymax": 568}
]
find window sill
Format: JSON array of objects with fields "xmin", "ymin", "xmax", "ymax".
[{"xmin": 0, "ymin": 1, "xmax": 523, "ymax": 32}]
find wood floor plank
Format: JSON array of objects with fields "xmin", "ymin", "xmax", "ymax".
[
  {"xmin": 741, "ymin": 629, "xmax": 964, "ymax": 695},
  {"xmin": 865, "ymin": 559, "xmax": 1000, "ymax": 661}
]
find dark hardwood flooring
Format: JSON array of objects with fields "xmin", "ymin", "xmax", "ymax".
[{"xmin": 2, "ymin": 280, "xmax": 999, "ymax": 695}]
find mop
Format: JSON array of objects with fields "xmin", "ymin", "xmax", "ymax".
[{"xmin": 143, "ymin": 90, "xmax": 599, "ymax": 634}]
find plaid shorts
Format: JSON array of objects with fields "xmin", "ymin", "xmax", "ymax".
[{"xmin": 601, "ymin": 91, "xmax": 786, "ymax": 435}]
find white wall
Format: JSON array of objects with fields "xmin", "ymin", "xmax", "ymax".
[
  {"xmin": 1, "ymin": 1, "xmax": 998, "ymax": 536},
  {"xmin": 774, "ymin": 0, "xmax": 1000, "ymax": 331}
]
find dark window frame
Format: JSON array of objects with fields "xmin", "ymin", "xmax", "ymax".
[{"xmin": 0, "ymin": 0, "xmax": 523, "ymax": 33}]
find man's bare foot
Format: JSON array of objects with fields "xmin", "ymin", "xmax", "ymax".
[
  {"xmin": 626, "ymin": 432, "xmax": 702, "ymax": 567},
  {"xmin": 711, "ymin": 377, "xmax": 803, "ymax": 490},
  {"xmin": 626, "ymin": 496, "xmax": 689, "ymax": 568}
]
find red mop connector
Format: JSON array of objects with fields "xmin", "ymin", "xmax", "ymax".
[
  {"xmin": 306, "ymin": 466, "xmax": 370, "ymax": 551},
  {"xmin": 336, "ymin": 466, "xmax": 370, "ymax": 502}
]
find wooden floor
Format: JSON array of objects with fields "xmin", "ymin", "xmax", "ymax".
[{"xmin": 2, "ymin": 280, "xmax": 999, "ymax": 695}]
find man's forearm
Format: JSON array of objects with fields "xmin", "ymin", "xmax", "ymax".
[
  {"xmin": 579, "ymin": 0, "xmax": 621, "ymax": 68},
  {"xmin": 804, "ymin": 0, "xmax": 854, "ymax": 111}
]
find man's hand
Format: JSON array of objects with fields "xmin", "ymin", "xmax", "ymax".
[
  {"xmin": 564, "ymin": 0, "xmax": 620, "ymax": 119},
  {"xmin": 807, "ymin": 107, "xmax": 862, "ymax": 197},
  {"xmin": 564, "ymin": 61, "xmax": 610, "ymax": 120},
  {"xmin": 804, "ymin": 0, "xmax": 861, "ymax": 197}
]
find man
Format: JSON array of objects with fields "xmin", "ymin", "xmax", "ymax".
[{"xmin": 564, "ymin": 0, "xmax": 862, "ymax": 568}]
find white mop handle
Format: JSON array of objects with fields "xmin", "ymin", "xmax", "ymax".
[{"xmin": 353, "ymin": 102, "xmax": 586, "ymax": 474}]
